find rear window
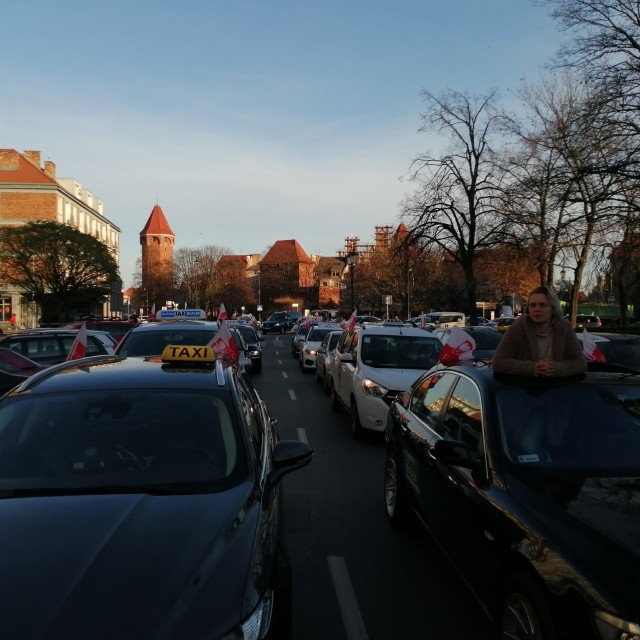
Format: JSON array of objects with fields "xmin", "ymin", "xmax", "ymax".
[
  {"xmin": 116, "ymin": 329, "xmax": 217, "ymax": 356},
  {"xmin": 360, "ymin": 334, "xmax": 441, "ymax": 369}
]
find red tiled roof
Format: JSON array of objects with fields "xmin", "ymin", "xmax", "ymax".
[
  {"xmin": 0, "ymin": 149, "xmax": 56, "ymax": 184},
  {"xmin": 259, "ymin": 239, "xmax": 313, "ymax": 265},
  {"xmin": 140, "ymin": 204, "xmax": 175, "ymax": 236},
  {"xmin": 218, "ymin": 255, "xmax": 248, "ymax": 267},
  {"xmin": 395, "ymin": 223, "xmax": 409, "ymax": 240}
]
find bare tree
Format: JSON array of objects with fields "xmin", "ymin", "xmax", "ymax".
[{"xmin": 402, "ymin": 89, "xmax": 511, "ymax": 323}]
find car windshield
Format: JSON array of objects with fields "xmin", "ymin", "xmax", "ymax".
[
  {"xmin": 235, "ymin": 325, "xmax": 257, "ymax": 343},
  {"xmin": 268, "ymin": 313, "xmax": 287, "ymax": 321},
  {"xmin": 307, "ymin": 327, "xmax": 334, "ymax": 342},
  {"xmin": 361, "ymin": 335, "xmax": 442, "ymax": 369},
  {"xmin": 116, "ymin": 329, "xmax": 217, "ymax": 356},
  {"xmin": 0, "ymin": 390, "xmax": 248, "ymax": 495},
  {"xmin": 497, "ymin": 383, "xmax": 640, "ymax": 475}
]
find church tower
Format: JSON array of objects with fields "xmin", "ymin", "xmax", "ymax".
[{"xmin": 140, "ymin": 204, "xmax": 175, "ymax": 310}]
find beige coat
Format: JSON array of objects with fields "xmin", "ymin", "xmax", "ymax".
[{"xmin": 492, "ymin": 316, "xmax": 586, "ymax": 377}]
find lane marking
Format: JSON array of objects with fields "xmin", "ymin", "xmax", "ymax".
[
  {"xmin": 278, "ymin": 359, "xmax": 283, "ymax": 365},
  {"xmin": 282, "ymin": 372, "xmax": 288, "ymax": 379},
  {"xmin": 289, "ymin": 389, "xmax": 296, "ymax": 400},
  {"xmin": 327, "ymin": 556, "xmax": 370, "ymax": 640},
  {"xmin": 297, "ymin": 427, "xmax": 308, "ymax": 443}
]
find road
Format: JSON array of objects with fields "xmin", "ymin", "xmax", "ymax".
[{"xmin": 252, "ymin": 334, "xmax": 492, "ymax": 640}]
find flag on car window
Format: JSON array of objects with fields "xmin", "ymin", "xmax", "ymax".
[
  {"xmin": 148, "ymin": 303, "xmax": 156, "ymax": 319},
  {"xmin": 438, "ymin": 326, "xmax": 475, "ymax": 366},
  {"xmin": 209, "ymin": 319, "xmax": 239, "ymax": 367},
  {"xmin": 581, "ymin": 330, "xmax": 606, "ymax": 362},
  {"xmin": 66, "ymin": 323, "xmax": 88, "ymax": 361},
  {"xmin": 218, "ymin": 303, "xmax": 228, "ymax": 320},
  {"xmin": 420, "ymin": 312, "xmax": 426, "ymax": 329},
  {"xmin": 348, "ymin": 308, "xmax": 358, "ymax": 332}
]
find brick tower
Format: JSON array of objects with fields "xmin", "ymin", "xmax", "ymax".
[{"xmin": 139, "ymin": 204, "xmax": 175, "ymax": 310}]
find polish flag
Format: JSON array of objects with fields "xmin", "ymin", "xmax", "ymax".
[
  {"xmin": 148, "ymin": 303, "xmax": 156, "ymax": 319},
  {"xmin": 420, "ymin": 312, "xmax": 426, "ymax": 329},
  {"xmin": 209, "ymin": 320, "xmax": 239, "ymax": 367},
  {"xmin": 438, "ymin": 327, "xmax": 476, "ymax": 366},
  {"xmin": 348, "ymin": 309, "xmax": 358, "ymax": 332},
  {"xmin": 66, "ymin": 323, "xmax": 88, "ymax": 361},
  {"xmin": 218, "ymin": 303, "xmax": 228, "ymax": 320},
  {"xmin": 581, "ymin": 330, "xmax": 606, "ymax": 362}
]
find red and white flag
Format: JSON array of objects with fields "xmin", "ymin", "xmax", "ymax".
[
  {"xmin": 438, "ymin": 327, "xmax": 475, "ymax": 366},
  {"xmin": 208, "ymin": 320, "xmax": 239, "ymax": 367},
  {"xmin": 581, "ymin": 331, "xmax": 606, "ymax": 362},
  {"xmin": 348, "ymin": 308, "xmax": 358, "ymax": 332},
  {"xmin": 148, "ymin": 303, "xmax": 156, "ymax": 319},
  {"xmin": 420, "ymin": 312, "xmax": 426, "ymax": 329},
  {"xmin": 218, "ymin": 303, "xmax": 228, "ymax": 320},
  {"xmin": 66, "ymin": 323, "xmax": 88, "ymax": 361}
]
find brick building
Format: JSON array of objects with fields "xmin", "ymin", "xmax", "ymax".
[{"xmin": 0, "ymin": 149, "xmax": 121, "ymax": 328}]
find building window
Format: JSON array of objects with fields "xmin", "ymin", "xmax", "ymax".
[{"xmin": 0, "ymin": 297, "xmax": 12, "ymax": 322}]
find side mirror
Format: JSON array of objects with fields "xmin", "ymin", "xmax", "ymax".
[
  {"xmin": 339, "ymin": 352, "xmax": 354, "ymax": 363},
  {"xmin": 317, "ymin": 347, "xmax": 327, "ymax": 355},
  {"xmin": 267, "ymin": 440, "xmax": 313, "ymax": 488}
]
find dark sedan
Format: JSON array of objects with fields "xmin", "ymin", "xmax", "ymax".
[
  {"xmin": 230, "ymin": 321, "xmax": 264, "ymax": 373},
  {"xmin": 385, "ymin": 363, "xmax": 640, "ymax": 639},
  {"xmin": 0, "ymin": 348, "xmax": 47, "ymax": 392},
  {"xmin": 0, "ymin": 345, "xmax": 312, "ymax": 639}
]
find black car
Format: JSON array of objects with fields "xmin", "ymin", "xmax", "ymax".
[
  {"xmin": 385, "ymin": 362, "xmax": 640, "ymax": 639},
  {"xmin": 0, "ymin": 344, "xmax": 312, "ymax": 639},
  {"xmin": 230, "ymin": 321, "xmax": 264, "ymax": 373},
  {"xmin": 577, "ymin": 332, "xmax": 640, "ymax": 369},
  {"xmin": 0, "ymin": 348, "xmax": 47, "ymax": 392},
  {"xmin": 262, "ymin": 312, "xmax": 297, "ymax": 334},
  {"xmin": 115, "ymin": 314, "xmax": 253, "ymax": 371}
]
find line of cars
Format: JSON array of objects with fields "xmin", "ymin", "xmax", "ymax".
[
  {"xmin": 0, "ymin": 311, "xmax": 310, "ymax": 638},
  {"xmin": 286, "ymin": 313, "xmax": 640, "ymax": 638}
]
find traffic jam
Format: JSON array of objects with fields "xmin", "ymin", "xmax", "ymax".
[{"xmin": 0, "ymin": 304, "xmax": 639, "ymax": 640}]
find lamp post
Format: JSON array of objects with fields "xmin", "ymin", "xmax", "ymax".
[{"xmin": 346, "ymin": 251, "xmax": 357, "ymax": 312}]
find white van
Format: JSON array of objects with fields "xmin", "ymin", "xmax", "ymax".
[{"xmin": 424, "ymin": 311, "xmax": 466, "ymax": 329}]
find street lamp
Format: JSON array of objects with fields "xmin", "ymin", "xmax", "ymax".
[{"xmin": 346, "ymin": 251, "xmax": 357, "ymax": 312}]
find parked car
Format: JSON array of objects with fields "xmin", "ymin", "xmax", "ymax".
[
  {"xmin": 577, "ymin": 331, "xmax": 640, "ymax": 369},
  {"xmin": 262, "ymin": 311, "xmax": 298, "ymax": 334},
  {"xmin": 422, "ymin": 311, "xmax": 466, "ymax": 329},
  {"xmin": 62, "ymin": 319, "xmax": 138, "ymax": 343},
  {"xmin": 315, "ymin": 329, "xmax": 343, "ymax": 393},
  {"xmin": 495, "ymin": 316, "xmax": 518, "ymax": 332},
  {"xmin": 0, "ymin": 329, "xmax": 116, "ymax": 366},
  {"xmin": 0, "ymin": 348, "xmax": 47, "ymax": 393},
  {"xmin": 299, "ymin": 323, "xmax": 337, "ymax": 372},
  {"xmin": 0, "ymin": 343, "xmax": 312, "ymax": 639},
  {"xmin": 433, "ymin": 326, "xmax": 502, "ymax": 360},
  {"xmin": 385, "ymin": 361, "xmax": 640, "ymax": 639},
  {"xmin": 330, "ymin": 320, "xmax": 442, "ymax": 437},
  {"xmin": 291, "ymin": 322, "xmax": 312, "ymax": 358},
  {"xmin": 229, "ymin": 321, "xmax": 264, "ymax": 373},
  {"xmin": 575, "ymin": 314, "xmax": 603, "ymax": 329},
  {"xmin": 115, "ymin": 310, "xmax": 253, "ymax": 371}
]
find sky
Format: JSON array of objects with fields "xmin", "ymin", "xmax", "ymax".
[{"xmin": 2, "ymin": 0, "xmax": 566, "ymax": 288}]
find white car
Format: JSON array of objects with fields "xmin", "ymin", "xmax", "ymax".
[
  {"xmin": 299, "ymin": 324, "xmax": 338, "ymax": 372},
  {"xmin": 329, "ymin": 320, "xmax": 442, "ymax": 437},
  {"xmin": 314, "ymin": 329, "xmax": 343, "ymax": 393}
]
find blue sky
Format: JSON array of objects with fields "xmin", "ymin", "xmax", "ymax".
[{"xmin": 3, "ymin": 0, "xmax": 565, "ymax": 288}]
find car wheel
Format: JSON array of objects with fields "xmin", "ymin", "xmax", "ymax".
[
  {"xmin": 384, "ymin": 445, "xmax": 410, "ymax": 527},
  {"xmin": 330, "ymin": 383, "xmax": 341, "ymax": 412},
  {"xmin": 315, "ymin": 365, "xmax": 322, "ymax": 384},
  {"xmin": 350, "ymin": 398, "xmax": 364, "ymax": 439},
  {"xmin": 270, "ymin": 545, "xmax": 293, "ymax": 640},
  {"xmin": 501, "ymin": 575, "xmax": 557, "ymax": 640}
]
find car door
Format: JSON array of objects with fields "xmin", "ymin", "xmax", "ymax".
[
  {"xmin": 335, "ymin": 331, "xmax": 358, "ymax": 406},
  {"xmin": 417, "ymin": 374, "xmax": 504, "ymax": 599}
]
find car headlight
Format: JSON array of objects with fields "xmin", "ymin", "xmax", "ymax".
[
  {"xmin": 221, "ymin": 591, "xmax": 274, "ymax": 640},
  {"xmin": 594, "ymin": 610, "xmax": 640, "ymax": 640},
  {"xmin": 361, "ymin": 378, "xmax": 389, "ymax": 397},
  {"xmin": 248, "ymin": 349, "xmax": 260, "ymax": 357},
  {"xmin": 304, "ymin": 348, "xmax": 317, "ymax": 356}
]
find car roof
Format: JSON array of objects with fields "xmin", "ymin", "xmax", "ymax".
[
  {"xmin": 354, "ymin": 321, "xmax": 437, "ymax": 336},
  {"xmin": 9, "ymin": 351, "xmax": 233, "ymax": 395}
]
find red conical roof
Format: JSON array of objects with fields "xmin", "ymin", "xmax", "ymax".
[{"xmin": 140, "ymin": 204, "xmax": 175, "ymax": 236}]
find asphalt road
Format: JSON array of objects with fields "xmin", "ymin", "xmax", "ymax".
[{"xmin": 252, "ymin": 334, "xmax": 492, "ymax": 640}]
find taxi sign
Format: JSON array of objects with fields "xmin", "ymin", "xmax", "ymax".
[
  {"xmin": 157, "ymin": 309, "xmax": 208, "ymax": 320},
  {"xmin": 161, "ymin": 344, "xmax": 215, "ymax": 364}
]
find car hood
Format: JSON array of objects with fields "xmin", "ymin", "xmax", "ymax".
[
  {"xmin": 508, "ymin": 473, "xmax": 640, "ymax": 613},
  {"xmin": 0, "ymin": 485, "xmax": 261, "ymax": 639},
  {"xmin": 360, "ymin": 365, "xmax": 424, "ymax": 391}
]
